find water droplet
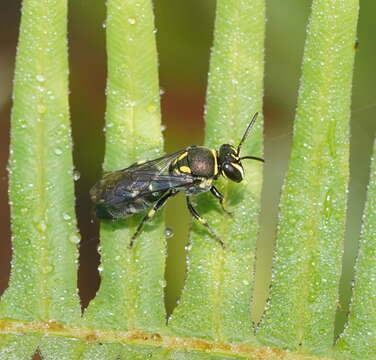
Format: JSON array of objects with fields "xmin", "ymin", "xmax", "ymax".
[
  {"xmin": 161, "ymin": 124, "xmax": 166, "ymax": 132},
  {"xmin": 98, "ymin": 265, "xmax": 104, "ymax": 273},
  {"xmin": 73, "ymin": 169, "xmax": 81, "ymax": 181},
  {"xmin": 165, "ymin": 227, "xmax": 174, "ymax": 238},
  {"xmin": 69, "ymin": 233, "xmax": 80, "ymax": 244},
  {"xmin": 54, "ymin": 148, "xmax": 63, "ymax": 156},
  {"xmin": 128, "ymin": 18, "xmax": 136, "ymax": 24},
  {"xmin": 323, "ymin": 189, "xmax": 334, "ymax": 217},
  {"xmin": 185, "ymin": 244, "xmax": 192, "ymax": 251},
  {"xmin": 62, "ymin": 213, "xmax": 71, "ymax": 221},
  {"xmin": 36, "ymin": 74, "xmax": 45, "ymax": 82},
  {"xmin": 39, "ymin": 221, "xmax": 47, "ymax": 232}
]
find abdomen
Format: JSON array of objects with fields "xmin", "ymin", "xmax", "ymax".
[{"xmin": 95, "ymin": 191, "xmax": 161, "ymax": 220}]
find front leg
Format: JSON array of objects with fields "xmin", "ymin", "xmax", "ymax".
[
  {"xmin": 210, "ymin": 185, "xmax": 233, "ymax": 217},
  {"xmin": 186, "ymin": 196, "xmax": 225, "ymax": 248}
]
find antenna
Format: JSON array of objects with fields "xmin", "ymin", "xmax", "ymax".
[
  {"xmin": 239, "ymin": 155, "xmax": 264, "ymax": 163},
  {"xmin": 237, "ymin": 112, "xmax": 258, "ymax": 154}
]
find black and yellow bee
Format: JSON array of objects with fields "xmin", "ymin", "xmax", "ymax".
[{"xmin": 90, "ymin": 113, "xmax": 263, "ymax": 248}]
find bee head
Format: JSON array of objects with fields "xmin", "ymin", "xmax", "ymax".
[
  {"xmin": 218, "ymin": 113, "xmax": 264, "ymax": 183},
  {"xmin": 218, "ymin": 144, "xmax": 244, "ymax": 183}
]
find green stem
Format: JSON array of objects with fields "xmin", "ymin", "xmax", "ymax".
[
  {"xmin": 83, "ymin": 0, "xmax": 166, "ymax": 333},
  {"xmin": 257, "ymin": 0, "xmax": 359, "ymax": 354},
  {"xmin": 335, "ymin": 140, "xmax": 376, "ymax": 359},
  {"xmin": 169, "ymin": 0, "xmax": 265, "ymax": 343},
  {"xmin": 1, "ymin": 0, "xmax": 80, "ymax": 324}
]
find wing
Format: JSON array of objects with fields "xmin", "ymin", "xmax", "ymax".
[
  {"xmin": 90, "ymin": 149, "xmax": 195, "ymax": 206},
  {"xmin": 125, "ymin": 149, "xmax": 187, "ymax": 174}
]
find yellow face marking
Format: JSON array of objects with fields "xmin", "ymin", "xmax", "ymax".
[
  {"xmin": 231, "ymin": 163, "xmax": 244, "ymax": 178},
  {"xmin": 231, "ymin": 153, "xmax": 240, "ymax": 160},
  {"xmin": 179, "ymin": 165, "xmax": 191, "ymax": 174},
  {"xmin": 211, "ymin": 149, "xmax": 218, "ymax": 176}
]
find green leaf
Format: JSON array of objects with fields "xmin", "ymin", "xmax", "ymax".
[
  {"xmin": 77, "ymin": 344, "xmax": 121, "ymax": 360},
  {"xmin": 83, "ymin": 0, "xmax": 166, "ymax": 333},
  {"xmin": 169, "ymin": 0, "xmax": 264, "ymax": 343},
  {"xmin": 0, "ymin": 335, "xmax": 39, "ymax": 360},
  {"xmin": 257, "ymin": 0, "xmax": 359, "ymax": 355},
  {"xmin": 1, "ymin": 1, "xmax": 373, "ymax": 359},
  {"xmin": 39, "ymin": 338, "xmax": 86, "ymax": 360},
  {"xmin": 335, "ymin": 140, "xmax": 376, "ymax": 358},
  {"xmin": 0, "ymin": 0, "xmax": 80, "ymax": 325}
]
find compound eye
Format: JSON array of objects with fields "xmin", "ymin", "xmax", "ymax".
[{"xmin": 222, "ymin": 162, "xmax": 244, "ymax": 183}]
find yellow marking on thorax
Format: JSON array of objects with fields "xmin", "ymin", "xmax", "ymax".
[
  {"xmin": 179, "ymin": 166, "xmax": 191, "ymax": 174},
  {"xmin": 211, "ymin": 149, "xmax": 218, "ymax": 176},
  {"xmin": 177, "ymin": 152, "xmax": 188, "ymax": 161}
]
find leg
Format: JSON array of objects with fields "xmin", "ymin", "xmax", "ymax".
[
  {"xmin": 210, "ymin": 185, "xmax": 233, "ymax": 217},
  {"xmin": 129, "ymin": 191, "xmax": 174, "ymax": 248},
  {"xmin": 186, "ymin": 196, "xmax": 225, "ymax": 248}
]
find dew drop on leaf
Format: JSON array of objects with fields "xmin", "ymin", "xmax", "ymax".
[
  {"xmin": 62, "ymin": 213, "xmax": 71, "ymax": 221},
  {"xmin": 69, "ymin": 233, "xmax": 80, "ymax": 244},
  {"xmin": 164, "ymin": 227, "xmax": 174, "ymax": 238},
  {"xmin": 73, "ymin": 169, "xmax": 81, "ymax": 181},
  {"xmin": 36, "ymin": 74, "xmax": 45, "ymax": 82}
]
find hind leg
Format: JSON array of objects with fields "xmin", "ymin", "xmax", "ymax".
[{"xmin": 186, "ymin": 196, "xmax": 225, "ymax": 248}]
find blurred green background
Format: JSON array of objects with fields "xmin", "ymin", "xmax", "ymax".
[{"xmin": 0, "ymin": 0, "xmax": 375, "ymax": 337}]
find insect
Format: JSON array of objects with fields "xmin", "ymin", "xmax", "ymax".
[{"xmin": 90, "ymin": 113, "xmax": 264, "ymax": 248}]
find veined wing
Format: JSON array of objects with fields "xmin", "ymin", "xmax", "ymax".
[
  {"xmin": 90, "ymin": 149, "xmax": 195, "ymax": 205},
  {"xmin": 126, "ymin": 149, "xmax": 187, "ymax": 174}
]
